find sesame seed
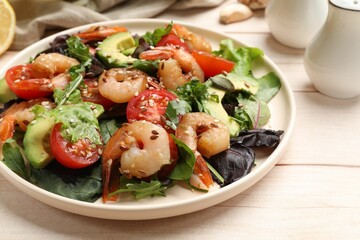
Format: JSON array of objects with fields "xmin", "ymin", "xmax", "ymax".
[{"xmin": 150, "ymin": 135, "xmax": 159, "ymax": 140}]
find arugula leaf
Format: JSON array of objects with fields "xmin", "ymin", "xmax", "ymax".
[
  {"xmin": 255, "ymin": 72, "xmax": 281, "ymax": 103},
  {"xmin": 2, "ymin": 141, "xmax": 30, "ymax": 180},
  {"xmin": 110, "ymin": 176, "xmax": 167, "ymax": 200},
  {"xmin": 165, "ymin": 99, "xmax": 191, "ymax": 130},
  {"xmin": 143, "ymin": 22, "xmax": 173, "ymax": 46},
  {"xmin": 54, "ymin": 36, "xmax": 92, "ymax": 106},
  {"xmin": 168, "ymin": 135, "xmax": 196, "ymax": 181},
  {"xmin": 66, "ymin": 36, "xmax": 92, "ymax": 65}
]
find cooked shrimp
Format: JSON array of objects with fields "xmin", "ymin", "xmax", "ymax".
[
  {"xmin": 0, "ymin": 99, "xmax": 55, "ymax": 142},
  {"xmin": 175, "ymin": 112, "xmax": 230, "ymax": 189},
  {"xmin": 176, "ymin": 112, "xmax": 230, "ymax": 158},
  {"xmin": 98, "ymin": 68, "xmax": 149, "ymax": 103},
  {"xmin": 102, "ymin": 121, "xmax": 173, "ymax": 201},
  {"xmin": 30, "ymin": 53, "xmax": 79, "ymax": 78},
  {"xmin": 75, "ymin": 26, "xmax": 128, "ymax": 41},
  {"xmin": 171, "ymin": 24, "xmax": 212, "ymax": 53},
  {"xmin": 139, "ymin": 46, "xmax": 204, "ymax": 90}
]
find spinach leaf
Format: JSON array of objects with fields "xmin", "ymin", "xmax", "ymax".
[
  {"xmin": 110, "ymin": 176, "xmax": 167, "ymax": 200},
  {"xmin": 2, "ymin": 141, "xmax": 102, "ymax": 202},
  {"xmin": 30, "ymin": 161, "xmax": 102, "ymax": 202},
  {"xmin": 99, "ymin": 119, "xmax": 121, "ymax": 144},
  {"xmin": 168, "ymin": 135, "xmax": 196, "ymax": 181},
  {"xmin": 255, "ymin": 72, "xmax": 282, "ymax": 103},
  {"xmin": 143, "ymin": 22, "xmax": 173, "ymax": 46},
  {"xmin": 2, "ymin": 141, "xmax": 30, "ymax": 180}
]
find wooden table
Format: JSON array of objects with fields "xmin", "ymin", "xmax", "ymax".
[{"xmin": 1, "ymin": 2, "xmax": 360, "ymax": 239}]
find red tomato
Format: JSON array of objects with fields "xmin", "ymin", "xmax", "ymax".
[
  {"xmin": 50, "ymin": 123, "xmax": 101, "ymax": 169},
  {"xmin": 156, "ymin": 34, "xmax": 190, "ymax": 52},
  {"xmin": 192, "ymin": 50, "xmax": 235, "ymax": 78},
  {"xmin": 5, "ymin": 64, "xmax": 53, "ymax": 99},
  {"xmin": 81, "ymin": 78, "xmax": 116, "ymax": 110},
  {"xmin": 126, "ymin": 89, "xmax": 177, "ymax": 126}
]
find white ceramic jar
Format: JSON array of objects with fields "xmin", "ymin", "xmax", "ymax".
[
  {"xmin": 304, "ymin": 0, "xmax": 360, "ymax": 99},
  {"xmin": 265, "ymin": 0, "xmax": 328, "ymax": 48}
]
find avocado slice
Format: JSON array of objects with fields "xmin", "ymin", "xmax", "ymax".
[
  {"xmin": 0, "ymin": 78, "xmax": 17, "ymax": 103},
  {"xmin": 211, "ymin": 73, "xmax": 258, "ymax": 95},
  {"xmin": 96, "ymin": 31, "xmax": 136, "ymax": 67},
  {"xmin": 203, "ymin": 82, "xmax": 241, "ymax": 137},
  {"xmin": 24, "ymin": 115, "xmax": 55, "ymax": 169}
]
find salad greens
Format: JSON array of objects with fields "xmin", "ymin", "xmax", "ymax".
[
  {"xmin": 54, "ymin": 36, "xmax": 92, "ymax": 106},
  {"xmin": 110, "ymin": 176, "xmax": 167, "ymax": 200},
  {"xmin": 0, "ymin": 23, "xmax": 284, "ymax": 203},
  {"xmin": 142, "ymin": 22, "xmax": 173, "ymax": 46},
  {"xmin": 2, "ymin": 141, "xmax": 102, "ymax": 202}
]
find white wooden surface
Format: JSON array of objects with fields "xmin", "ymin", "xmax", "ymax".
[{"xmin": 1, "ymin": 1, "xmax": 360, "ymax": 239}]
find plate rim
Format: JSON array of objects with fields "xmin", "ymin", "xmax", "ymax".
[{"xmin": 0, "ymin": 18, "xmax": 296, "ymax": 220}]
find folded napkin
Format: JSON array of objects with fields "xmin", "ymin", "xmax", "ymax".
[{"xmin": 9, "ymin": 0, "xmax": 224, "ymax": 50}]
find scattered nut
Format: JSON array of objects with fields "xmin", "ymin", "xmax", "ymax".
[
  {"xmin": 220, "ymin": 4, "xmax": 253, "ymax": 24},
  {"xmin": 238, "ymin": 0, "xmax": 268, "ymax": 10}
]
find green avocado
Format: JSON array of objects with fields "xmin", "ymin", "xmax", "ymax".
[
  {"xmin": 203, "ymin": 82, "xmax": 241, "ymax": 137},
  {"xmin": 96, "ymin": 31, "xmax": 136, "ymax": 67},
  {"xmin": 24, "ymin": 115, "xmax": 55, "ymax": 169},
  {"xmin": 0, "ymin": 78, "xmax": 17, "ymax": 103}
]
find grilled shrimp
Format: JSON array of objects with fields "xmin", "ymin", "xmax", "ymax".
[
  {"xmin": 139, "ymin": 46, "xmax": 204, "ymax": 90},
  {"xmin": 0, "ymin": 99, "xmax": 55, "ymax": 143},
  {"xmin": 171, "ymin": 24, "xmax": 212, "ymax": 52},
  {"xmin": 175, "ymin": 112, "xmax": 230, "ymax": 189},
  {"xmin": 98, "ymin": 68, "xmax": 150, "ymax": 103},
  {"xmin": 102, "ymin": 121, "xmax": 174, "ymax": 202},
  {"xmin": 30, "ymin": 53, "xmax": 79, "ymax": 78}
]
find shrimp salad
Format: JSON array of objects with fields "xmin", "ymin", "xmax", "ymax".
[{"xmin": 0, "ymin": 23, "xmax": 284, "ymax": 203}]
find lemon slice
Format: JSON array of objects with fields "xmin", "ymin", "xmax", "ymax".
[{"xmin": 0, "ymin": 0, "xmax": 16, "ymax": 55}]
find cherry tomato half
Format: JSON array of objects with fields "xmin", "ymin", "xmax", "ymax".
[
  {"xmin": 50, "ymin": 123, "xmax": 102, "ymax": 169},
  {"xmin": 156, "ymin": 34, "xmax": 190, "ymax": 52},
  {"xmin": 192, "ymin": 50, "xmax": 235, "ymax": 78},
  {"xmin": 5, "ymin": 64, "xmax": 53, "ymax": 99},
  {"xmin": 126, "ymin": 89, "xmax": 177, "ymax": 126},
  {"xmin": 81, "ymin": 78, "xmax": 116, "ymax": 110}
]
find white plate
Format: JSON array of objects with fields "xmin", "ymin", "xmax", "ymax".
[{"xmin": 0, "ymin": 19, "xmax": 296, "ymax": 220}]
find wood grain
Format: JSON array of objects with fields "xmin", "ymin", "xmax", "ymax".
[{"xmin": 1, "ymin": 1, "xmax": 360, "ymax": 239}]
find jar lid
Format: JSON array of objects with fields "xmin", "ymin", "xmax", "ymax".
[{"xmin": 330, "ymin": 0, "xmax": 360, "ymax": 11}]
